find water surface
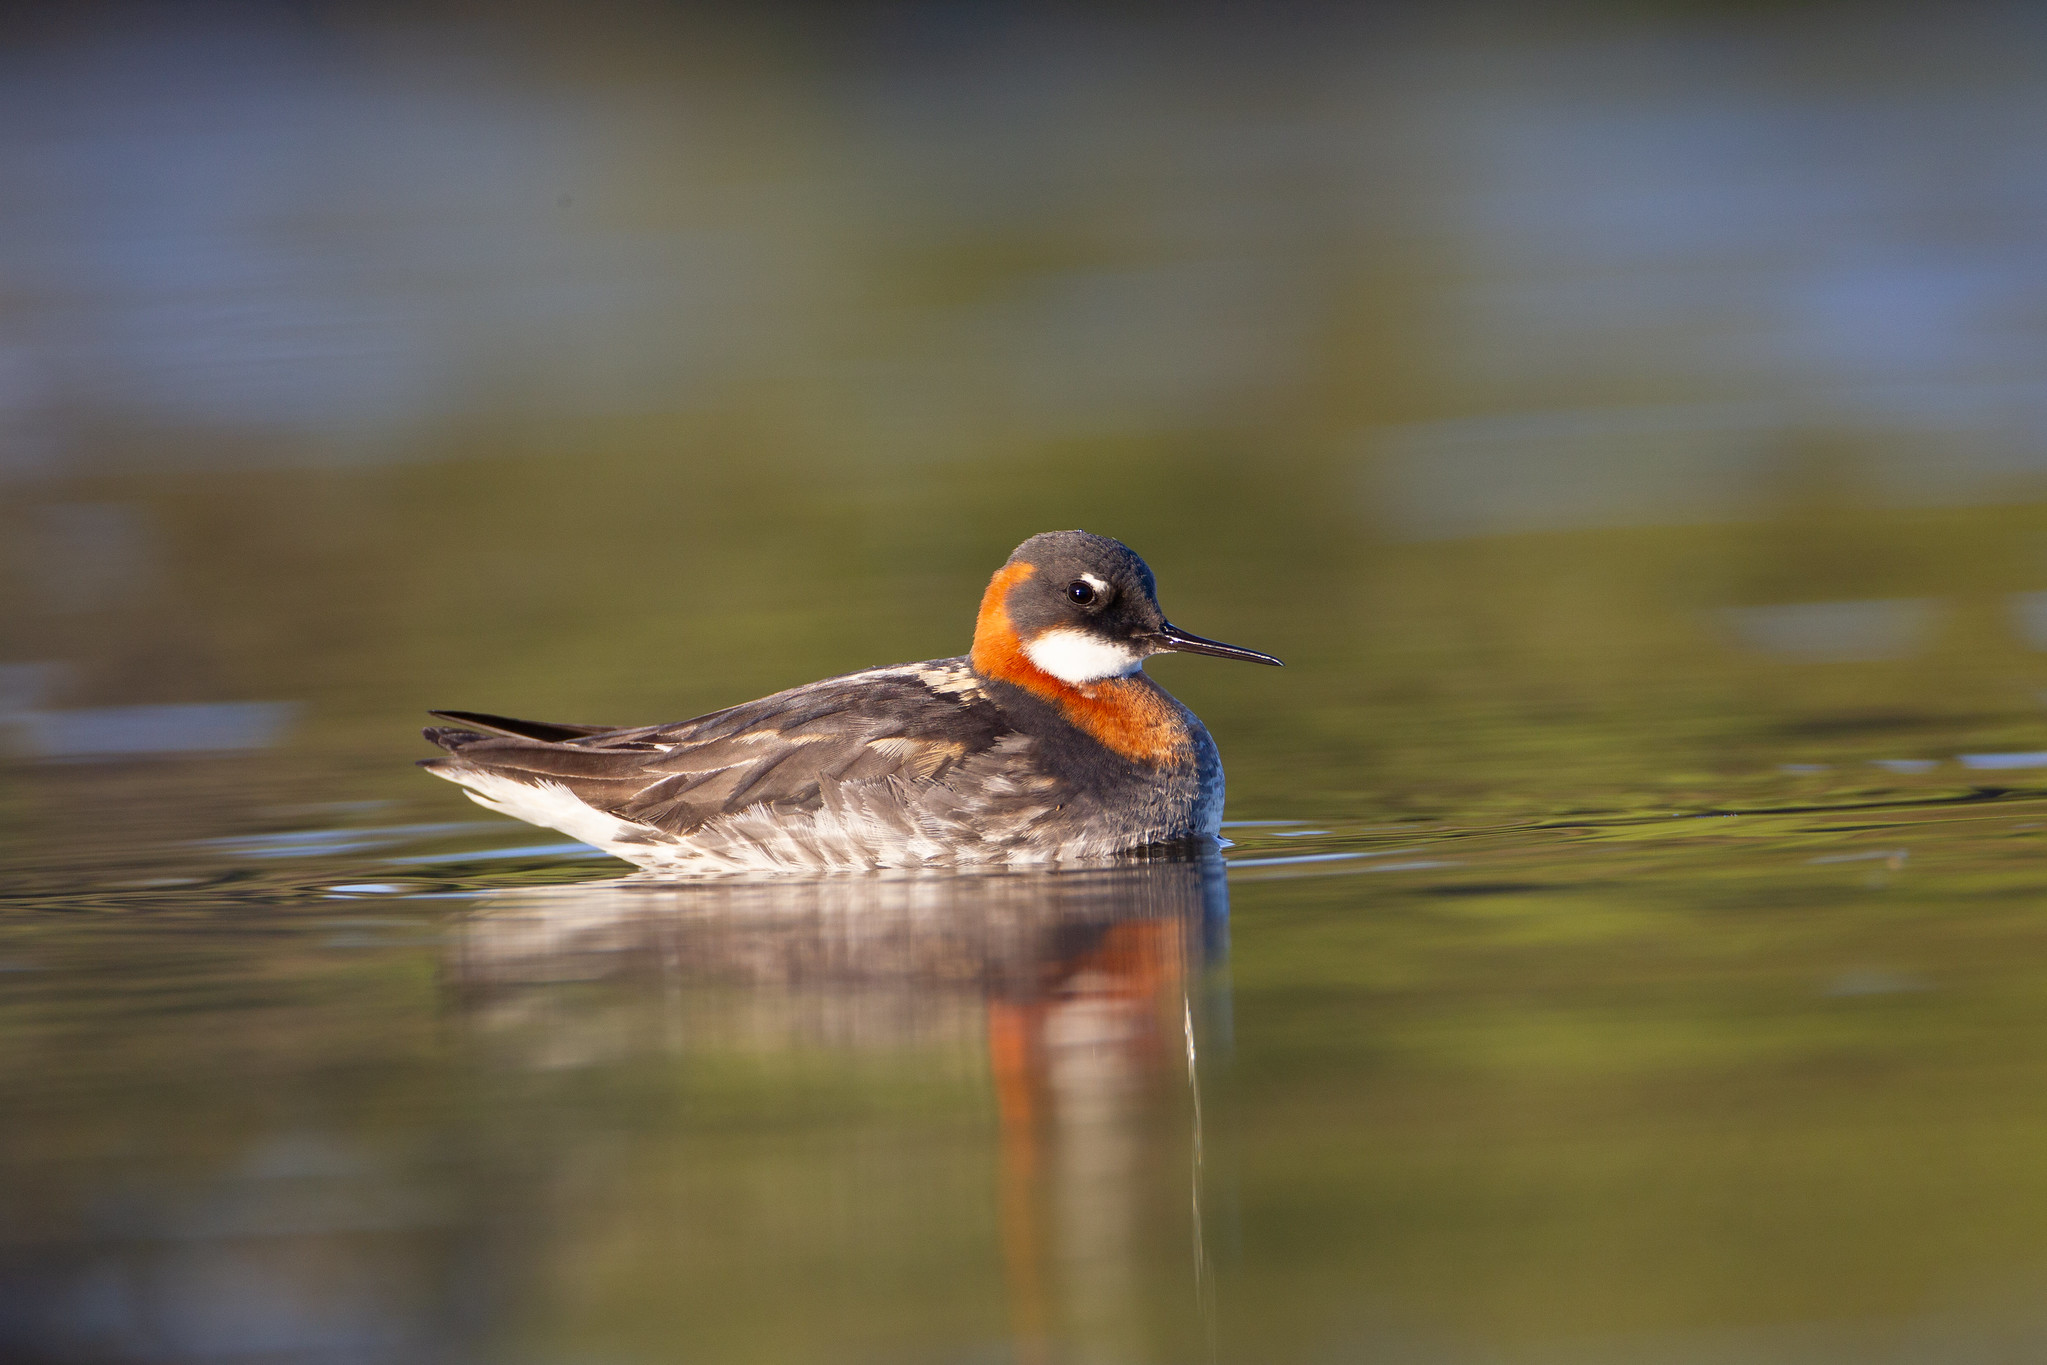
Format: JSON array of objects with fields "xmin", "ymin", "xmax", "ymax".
[{"xmin": 10, "ymin": 749, "xmax": 2047, "ymax": 1362}]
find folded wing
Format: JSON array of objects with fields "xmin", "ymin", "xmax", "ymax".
[{"xmin": 422, "ymin": 662, "xmax": 1023, "ymax": 838}]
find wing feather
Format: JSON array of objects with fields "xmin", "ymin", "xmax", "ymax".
[
  {"xmin": 427, "ymin": 710, "xmax": 617, "ymax": 743},
  {"xmin": 428, "ymin": 660, "xmax": 1026, "ymax": 839}
]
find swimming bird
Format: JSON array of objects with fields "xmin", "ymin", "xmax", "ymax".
[{"xmin": 420, "ymin": 530, "xmax": 1281, "ymax": 872}]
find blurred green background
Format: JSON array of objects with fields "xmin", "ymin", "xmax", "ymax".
[{"xmin": 6, "ymin": 0, "xmax": 2047, "ymax": 822}]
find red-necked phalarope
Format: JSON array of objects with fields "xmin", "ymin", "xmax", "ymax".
[{"xmin": 420, "ymin": 530, "xmax": 1280, "ymax": 872}]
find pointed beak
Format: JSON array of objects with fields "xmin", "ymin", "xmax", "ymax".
[{"xmin": 1150, "ymin": 622, "xmax": 1283, "ymax": 667}]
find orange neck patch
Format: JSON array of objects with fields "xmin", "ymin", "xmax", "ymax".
[{"xmin": 970, "ymin": 562, "xmax": 1187, "ymax": 766}]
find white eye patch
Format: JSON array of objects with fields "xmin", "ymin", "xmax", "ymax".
[
  {"xmin": 1078, "ymin": 573, "xmax": 1110, "ymax": 596},
  {"xmin": 1023, "ymin": 627, "xmax": 1144, "ymax": 684}
]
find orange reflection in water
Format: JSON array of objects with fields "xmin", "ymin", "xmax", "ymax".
[
  {"xmin": 990, "ymin": 915, "xmax": 1202, "ymax": 1363},
  {"xmin": 453, "ymin": 859, "xmax": 1227, "ymax": 1362}
]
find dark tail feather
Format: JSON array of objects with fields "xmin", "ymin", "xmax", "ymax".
[
  {"xmin": 426, "ymin": 710, "xmax": 617, "ymax": 744},
  {"xmin": 423, "ymin": 725, "xmax": 491, "ymax": 752}
]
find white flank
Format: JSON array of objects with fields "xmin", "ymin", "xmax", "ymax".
[
  {"xmin": 1024, "ymin": 627, "xmax": 1144, "ymax": 684},
  {"xmin": 430, "ymin": 756, "xmax": 1122, "ymax": 873},
  {"xmin": 438, "ymin": 769, "xmax": 648, "ymax": 852}
]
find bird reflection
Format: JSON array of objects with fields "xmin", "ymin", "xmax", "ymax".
[{"xmin": 450, "ymin": 855, "xmax": 1230, "ymax": 1361}]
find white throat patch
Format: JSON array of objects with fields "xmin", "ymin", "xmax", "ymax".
[{"xmin": 1023, "ymin": 627, "xmax": 1144, "ymax": 685}]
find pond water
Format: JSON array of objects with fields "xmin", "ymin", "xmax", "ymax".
[
  {"xmin": 11, "ymin": 538, "xmax": 2047, "ymax": 1364},
  {"xmin": 11, "ymin": 3, "xmax": 2047, "ymax": 1363}
]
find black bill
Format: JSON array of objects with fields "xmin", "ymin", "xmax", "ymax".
[{"xmin": 1152, "ymin": 623, "xmax": 1284, "ymax": 666}]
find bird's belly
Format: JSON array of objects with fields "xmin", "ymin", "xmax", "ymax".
[{"xmin": 438, "ymin": 766, "xmax": 1211, "ymax": 873}]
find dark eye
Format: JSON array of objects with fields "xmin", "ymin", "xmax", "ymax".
[{"xmin": 1067, "ymin": 580, "xmax": 1097, "ymax": 606}]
